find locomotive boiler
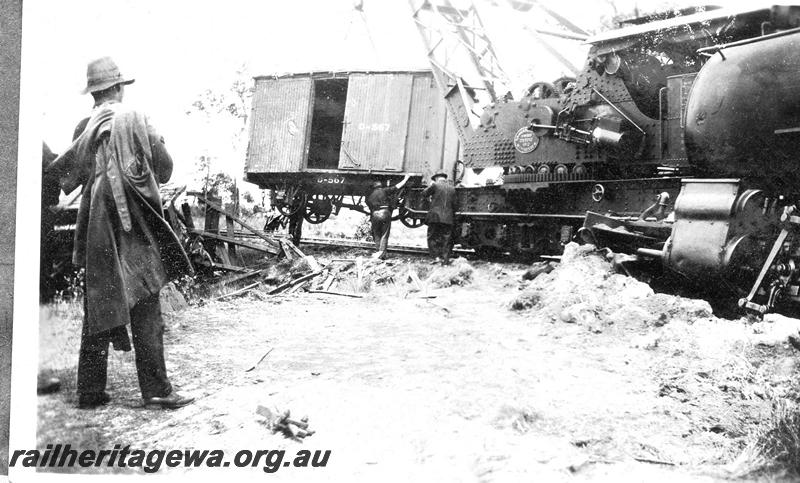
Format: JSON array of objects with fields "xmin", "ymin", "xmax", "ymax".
[{"xmin": 399, "ymin": 4, "xmax": 800, "ymax": 313}]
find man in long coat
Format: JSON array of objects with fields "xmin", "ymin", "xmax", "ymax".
[
  {"xmin": 48, "ymin": 57, "xmax": 195, "ymax": 410},
  {"xmin": 421, "ymin": 171, "xmax": 458, "ymax": 265}
]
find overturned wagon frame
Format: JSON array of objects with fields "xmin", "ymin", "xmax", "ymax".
[{"xmin": 244, "ymin": 70, "xmax": 460, "ymax": 227}]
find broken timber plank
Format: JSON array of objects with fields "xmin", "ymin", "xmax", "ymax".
[
  {"xmin": 203, "ymin": 195, "xmax": 222, "ymax": 232},
  {"xmin": 210, "ymin": 262, "xmax": 250, "ymax": 273},
  {"xmin": 311, "ymin": 268, "xmax": 329, "ymax": 290},
  {"xmin": 202, "ymin": 195, "xmax": 224, "ymax": 263},
  {"xmin": 215, "ymin": 281, "xmax": 261, "ymax": 300},
  {"xmin": 226, "ymin": 214, "xmax": 242, "ymax": 265},
  {"xmin": 321, "ymin": 272, "xmax": 336, "ymax": 291},
  {"xmin": 191, "ymin": 229, "xmax": 279, "ymax": 255},
  {"xmin": 268, "ymin": 270, "xmax": 323, "ymax": 295},
  {"xmin": 215, "ymin": 243, "xmax": 233, "ymax": 266},
  {"xmin": 307, "ymin": 290, "xmax": 364, "ymax": 298},
  {"xmin": 245, "ymin": 348, "xmax": 274, "ymax": 372},
  {"xmin": 287, "ymin": 281, "xmax": 308, "ymax": 293},
  {"xmin": 218, "ymin": 267, "xmax": 270, "ymax": 286},
  {"xmin": 279, "ymin": 240, "xmax": 301, "ymax": 262},
  {"xmin": 192, "ymin": 193, "xmax": 281, "ymax": 252}
]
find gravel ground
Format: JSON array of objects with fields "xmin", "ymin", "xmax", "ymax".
[{"xmin": 37, "ymin": 245, "xmax": 800, "ymax": 481}]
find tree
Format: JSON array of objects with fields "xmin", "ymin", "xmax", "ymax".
[
  {"xmin": 187, "ymin": 65, "xmax": 253, "ymax": 152},
  {"xmin": 186, "ymin": 65, "xmax": 258, "ymax": 207}
]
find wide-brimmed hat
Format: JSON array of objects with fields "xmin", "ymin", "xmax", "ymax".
[
  {"xmin": 371, "ymin": 180, "xmax": 383, "ymax": 189},
  {"xmin": 431, "ymin": 171, "xmax": 448, "ymax": 180},
  {"xmin": 82, "ymin": 56, "xmax": 135, "ymax": 94}
]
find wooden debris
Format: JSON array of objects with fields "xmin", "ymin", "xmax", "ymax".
[
  {"xmin": 209, "ymin": 262, "xmax": 250, "ymax": 273},
  {"xmin": 256, "ymin": 407, "xmax": 315, "ymax": 441},
  {"xmin": 632, "ymin": 456, "xmax": 675, "ymax": 466},
  {"xmin": 226, "ymin": 213, "xmax": 243, "ymax": 266},
  {"xmin": 215, "ymin": 281, "xmax": 261, "ymax": 300},
  {"xmin": 214, "ymin": 243, "xmax": 232, "ymax": 266},
  {"xmin": 279, "ymin": 239, "xmax": 317, "ymax": 267},
  {"xmin": 407, "ymin": 265, "xmax": 424, "ymax": 291},
  {"xmin": 216, "ymin": 268, "xmax": 270, "ymax": 288},
  {"xmin": 307, "ymin": 290, "xmax": 364, "ymax": 298},
  {"xmin": 268, "ymin": 270, "xmax": 323, "ymax": 295},
  {"xmin": 304, "ymin": 256, "xmax": 322, "ymax": 272},
  {"xmin": 287, "ymin": 281, "xmax": 309, "ymax": 293},
  {"xmin": 279, "ymin": 240, "xmax": 300, "ymax": 261},
  {"xmin": 320, "ymin": 272, "xmax": 337, "ymax": 291},
  {"xmin": 191, "ymin": 229, "xmax": 279, "ymax": 255},
  {"xmin": 192, "ymin": 192, "xmax": 281, "ymax": 252},
  {"xmin": 245, "ymin": 348, "xmax": 274, "ymax": 372}
]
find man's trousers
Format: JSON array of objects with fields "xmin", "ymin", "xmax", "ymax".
[
  {"xmin": 370, "ymin": 208, "xmax": 392, "ymax": 259},
  {"xmin": 427, "ymin": 222, "xmax": 453, "ymax": 263},
  {"xmin": 77, "ymin": 292, "xmax": 172, "ymax": 400}
]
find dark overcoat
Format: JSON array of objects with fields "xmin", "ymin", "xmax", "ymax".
[
  {"xmin": 48, "ymin": 102, "xmax": 192, "ymax": 334},
  {"xmin": 421, "ymin": 181, "xmax": 458, "ymax": 225}
]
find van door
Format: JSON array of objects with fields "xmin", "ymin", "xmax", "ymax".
[
  {"xmin": 338, "ymin": 73, "xmax": 413, "ymax": 172},
  {"xmin": 246, "ymin": 77, "xmax": 314, "ymax": 173}
]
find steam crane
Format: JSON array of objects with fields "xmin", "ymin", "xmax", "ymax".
[
  {"xmin": 404, "ymin": 0, "xmax": 594, "ymax": 258},
  {"xmin": 407, "ymin": 0, "xmax": 513, "ymax": 140}
]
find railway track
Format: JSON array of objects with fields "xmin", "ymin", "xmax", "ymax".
[
  {"xmin": 299, "ymin": 236, "xmax": 474, "ymax": 256},
  {"xmin": 225, "ymin": 230, "xmax": 558, "ymax": 260},
  {"xmin": 223, "ymin": 229, "xmax": 472, "ymax": 256},
  {"xmin": 206, "ymin": 229, "xmax": 569, "ymax": 262}
]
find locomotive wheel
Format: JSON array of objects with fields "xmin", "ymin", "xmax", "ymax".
[
  {"xmin": 399, "ymin": 206, "xmax": 424, "ymax": 228},
  {"xmin": 277, "ymin": 185, "xmax": 306, "ymax": 217},
  {"xmin": 303, "ymin": 194, "xmax": 333, "ymax": 224}
]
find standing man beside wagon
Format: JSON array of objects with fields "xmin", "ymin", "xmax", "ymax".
[
  {"xmin": 48, "ymin": 57, "xmax": 195, "ymax": 410},
  {"xmin": 421, "ymin": 171, "xmax": 458, "ymax": 265},
  {"xmin": 366, "ymin": 174, "xmax": 411, "ymax": 260}
]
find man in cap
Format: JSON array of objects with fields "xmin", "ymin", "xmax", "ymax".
[
  {"xmin": 365, "ymin": 174, "xmax": 411, "ymax": 259},
  {"xmin": 421, "ymin": 171, "xmax": 458, "ymax": 265},
  {"xmin": 47, "ymin": 57, "xmax": 195, "ymax": 410}
]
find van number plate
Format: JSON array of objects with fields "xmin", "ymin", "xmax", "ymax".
[{"xmin": 317, "ymin": 177, "xmax": 344, "ymax": 184}]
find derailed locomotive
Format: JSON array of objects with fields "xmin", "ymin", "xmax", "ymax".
[
  {"xmin": 403, "ymin": 4, "xmax": 799, "ymax": 314},
  {"xmin": 244, "ymin": 5, "xmax": 800, "ymax": 314}
]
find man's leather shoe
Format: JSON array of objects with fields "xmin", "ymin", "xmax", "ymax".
[
  {"xmin": 78, "ymin": 392, "xmax": 111, "ymax": 409},
  {"xmin": 144, "ymin": 392, "xmax": 195, "ymax": 410}
]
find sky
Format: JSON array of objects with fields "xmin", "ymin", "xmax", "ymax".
[{"xmin": 25, "ymin": 0, "xmax": 761, "ymax": 193}]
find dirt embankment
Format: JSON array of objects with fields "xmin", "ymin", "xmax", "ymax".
[{"xmin": 37, "ymin": 245, "xmax": 800, "ymax": 480}]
